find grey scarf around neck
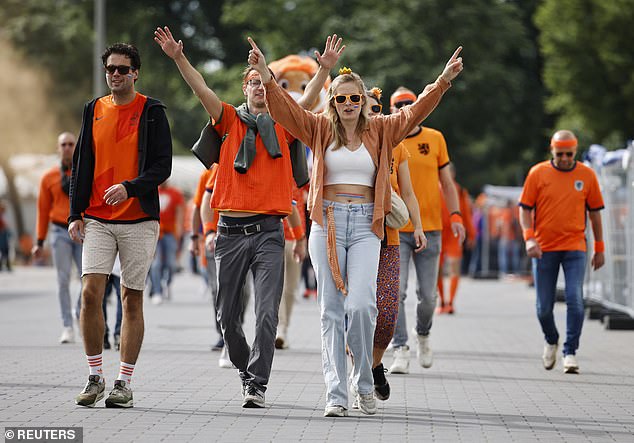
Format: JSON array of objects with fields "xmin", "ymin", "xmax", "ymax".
[{"xmin": 234, "ymin": 103, "xmax": 282, "ymax": 173}]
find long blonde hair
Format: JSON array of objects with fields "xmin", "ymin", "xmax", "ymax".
[{"xmin": 325, "ymin": 72, "xmax": 369, "ymax": 150}]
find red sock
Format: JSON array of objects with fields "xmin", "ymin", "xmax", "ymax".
[{"xmin": 449, "ymin": 276, "xmax": 460, "ymax": 305}]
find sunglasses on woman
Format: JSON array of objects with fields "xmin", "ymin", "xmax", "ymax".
[
  {"xmin": 370, "ymin": 104, "xmax": 382, "ymax": 113},
  {"xmin": 334, "ymin": 94, "xmax": 362, "ymax": 104},
  {"xmin": 104, "ymin": 64, "xmax": 134, "ymax": 75}
]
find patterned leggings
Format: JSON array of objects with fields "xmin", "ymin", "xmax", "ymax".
[{"xmin": 373, "ymin": 245, "xmax": 400, "ymax": 350}]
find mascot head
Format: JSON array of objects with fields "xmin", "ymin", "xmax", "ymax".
[{"xmin": 268, "ymin": 55, "xmax": 331, "ymax": 112}]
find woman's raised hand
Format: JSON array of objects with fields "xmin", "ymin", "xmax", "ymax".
[
  {"xmin": 315, "ymin": 34, "xmax": 346, "ymax": 70},
  {"xmin": 154, "ymin": 26, "xmax": 183, "ymax": 60},
  {"xmin": 247, "ymin": 37, "xmax": 270, "ymax": 78},
  {"xmin": 440, "ymin": 46, "xmax": 464, "ymax": 83}
]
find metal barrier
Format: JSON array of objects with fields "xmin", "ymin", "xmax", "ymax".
[{"xmin": 584, "ymin": 144, "xmax": 634, "ymax": 322}]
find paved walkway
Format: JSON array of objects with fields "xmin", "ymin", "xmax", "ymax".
[{"xmin": 1, "ymin": 266, "xmax": 633, "ymax": 442}]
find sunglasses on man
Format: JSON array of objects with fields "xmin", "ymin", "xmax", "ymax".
[
  {"xmin": 394, "ymin": 100, "xmax": 414, "ymax": 109},
  {"xmin": 555, "ymin": 152, "xmax": 575, "ymax": 158},
  {"xmin": 334, "ymin": 94, "xmax": 362, "ymax": 104},
  {"xmin": 104, "ymin": 64, "xmax": 135, "ymax": 75}
]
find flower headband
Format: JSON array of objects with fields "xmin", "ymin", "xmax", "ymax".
[
  {"xmin": 338, "ymin": 67, "xmax": 352, "ymax": 75},
  {"xmin": 369, "ymin": 87, "xmax": 382, "ymax": 100}
]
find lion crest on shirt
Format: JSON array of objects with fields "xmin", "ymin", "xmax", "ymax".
[
  {"xmin": 574, "ymin": 180, "xmax": 584, "ymax": 191},
  {"xmin": 418, "ymin": 143, "xmax": 430, "ymax": 155}
]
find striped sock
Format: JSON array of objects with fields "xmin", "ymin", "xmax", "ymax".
[
  {"xmin": 117, "ymin": 362, "xmax": 135, "ymax": 384},
  {"xmin": 86, "ymin": 354, "xmax": 103, "ymax": 378}
]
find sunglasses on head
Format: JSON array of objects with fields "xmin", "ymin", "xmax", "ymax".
[
  {"xmin": 394, "ymin": 100, "xmax": 414, "ymax": 109},
  {"xmin": 555, "ymin": 151, "xmax": 575, "ymax": 158},
  {"xmin": 104, "ymin": 64, "xmax": 134, "ymax": 75},
  {"xmin": 370, "ymin": 104, "xmax": 382, "ymax": 113},
  {"xmin": 334, "ymin": 94, "xmax": 362, "ymax": 104}
]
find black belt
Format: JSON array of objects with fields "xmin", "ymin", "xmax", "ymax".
[
  {"xmin": 217, "ymin": 217, "xmax": 281, "ymax": 236},
  {"xmin": 52, "ymin": 221, "xmax": 69, "ymax": 230}
]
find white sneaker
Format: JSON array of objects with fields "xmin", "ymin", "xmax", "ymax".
[
  {"xmin": 357, "ymin": 392, "xmax": 377, "ymax": 415},
  {"xmin": 563, "ymin": 354, "xmax": 579, "ymax": 374},
  {"xmin": 389, "ymin": 345, "xmax": 410, "ymax": 374},
  {"xmin": 218, "ymin": 347, "xmax": 233, "ymax": 369},
  {"xmin": 324, "ymin": 405, "xmax": 348, "ymax": 417},
  {"xmin": 151, "ymin": 295, "xmax": 163, "ymax": 305},
  {"xmin": 542, "ymin": 342, "xmax": 558, "ymax": 370},
  {"xmin": 59, "ymin": 327, "xmax": 74, "ymax": 344},
  {"xmin": 415, "ymin": 332, "xmax": 433, "ymax": 368}
]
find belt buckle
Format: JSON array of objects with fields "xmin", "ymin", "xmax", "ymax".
[{"xmin": 243, "ymin": 223, "xmax": 261, "ymax": 235}]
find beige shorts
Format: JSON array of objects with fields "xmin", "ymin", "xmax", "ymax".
[{"xmin": 82, "ymin": 218, "xmax": 159, "ymax": 291}]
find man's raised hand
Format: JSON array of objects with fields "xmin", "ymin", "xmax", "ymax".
[
  {"xmin": 154, "ymin": 26, "xmax": 183, "ymax": 60},
  {"xmin": 315, "ymin": 34, "xmax": 346, "ymax": 70}
]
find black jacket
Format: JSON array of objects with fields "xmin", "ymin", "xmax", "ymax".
[{"xmin": 69, "ymin": 96, "xmax": 172, "ymax": 223}]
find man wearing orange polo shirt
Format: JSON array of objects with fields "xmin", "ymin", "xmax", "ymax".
[
  {"xmin": 69, "ymin": 43, "xmax": 172, "ymax": 408},
  {"xmin": 389, "ymin": 87, "xmax": 466, "ymax": 374},
  {"xmin": 32, "ymin": 132, "xmax": 82, "ymax": 344},
  {"xmin": 519, "ymin": 129, "xmax": 604, "ymax": 374}
]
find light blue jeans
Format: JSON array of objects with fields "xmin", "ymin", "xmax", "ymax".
[
  {"xmin": 308, "ymin": 201, "xmax": 380, "ymax": 408},
  {"xmin": 393, "ymin": 230, "xmax": 442, "ymax": 346},
  {"xmin": 149, "ymin": 233, "xmax": 178, "ymax": 296},
  {"xmin": 50, "ymin": 224, "xmax": 83, "ymax": 328},
  {"xmin": 533, "ymin": 250, "xmax": 586, "ymax": 356}
]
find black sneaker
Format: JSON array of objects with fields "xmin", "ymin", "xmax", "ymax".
[
  {"xmin": 103, "ymin": 336, "xmax": 111, "ymax": 350},
  {"xmin": 105, "ymin": 380, "xmax": 133, "ymax": 408},
  {"xmin": 113, "ymin": 334, "xmax": 120, "ymax": 351},
  {"xmin": 211, "ymin": 337, "xmax": 224, "ymax": 351},
  {"xmin": 372, "ymin": 363, "xmax": 390, "ymax": 401},
  {"xmin": 242, "ymin": 385, "xmax": 265, "ymax": 408}
]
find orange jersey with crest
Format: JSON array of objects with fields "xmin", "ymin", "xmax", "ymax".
[
  {"xmin": 399, "ymin": 127, "xmax": 450, "ymax": 232},
  {"xmin": 519, "ymin": 160, "xmax": 604, "ymax": 252},
  {"xmin": 85, "ymin": 93, "xmax": 149, "ymax": 222}
]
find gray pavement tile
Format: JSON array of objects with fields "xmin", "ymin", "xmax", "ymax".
[{"xmin": 2, "ymin": 266, "xmax": 634, "ymax": 442}]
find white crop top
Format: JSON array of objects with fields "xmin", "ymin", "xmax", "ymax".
[{"xmin": 324, "ymin": 142, "xmax": 376, "ymax": 187}]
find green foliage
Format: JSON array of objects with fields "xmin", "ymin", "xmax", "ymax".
[{"xmin": 536, "ymin": 0, "xmax": 634, "ymax": 148}]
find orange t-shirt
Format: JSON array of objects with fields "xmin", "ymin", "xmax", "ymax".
[
  {"xmin": 399, "ymin": 127, "xmax": 450, "ymax": 232},
  {"xmin": 440, "ymin": 183, "xmax": 475, "ymax": 257},
  {"xmin": 158, "ymin": 186, "xmax": 185, "ymax": 236},
  {"xmin": 193, "ymin": 168, "xmax": 215, "ymax": 208},
  {"xmin": 385, "ymin": 143, "xmax": 410, "ymax": 246},
  {"xmin": 36, "ymin": 165, "xmax": 71, "ymax": 241},
  {"xmin": 210, "ymin": 103, "xmax": 295, "ymax": 216},
  {"xmin": 84, "ymin": 93, "xmax": 149, "ymax": 222},
  {"xmin": 204, "ymin": 164, "xmax": 221, "ymax": 230},
  {"xmin": 519, "ymin": 160, "xmax": 604, "ymax": 252}
]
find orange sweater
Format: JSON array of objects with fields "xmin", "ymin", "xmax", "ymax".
[
  {"xmin": 36, "ymin": 165, "xmax": 71, "ymax": 242},
  {"xmin": 264, "ymin": 77, "xmax": 451, "ymax": 239}
]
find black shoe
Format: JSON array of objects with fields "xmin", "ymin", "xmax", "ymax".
[
  {"xmin": 242, "ymin": 385, "xmax": 265, "ymax": 408},
  {"xmin": 113, "ymin": 334, "xmax": 120, "ymax": 351},
  {"xmin": 211, "ymin": 337, "xmax": 224, "ymax": 351},
  {"xmin": 372, "ymin": 363, "xmax": 390, "ymax": 401},
  {"xmin": 103, "ymin": 337, "xmax": 111, "ymax": 350}
]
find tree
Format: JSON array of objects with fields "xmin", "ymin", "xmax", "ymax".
[{"xmin": 536, "ymin": 0, "xmax": 634, "ymax": 147}]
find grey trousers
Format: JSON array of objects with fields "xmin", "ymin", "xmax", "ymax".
[
  {"xmin": 214, "ymin": 221, "xmax": 285, "ymax": 391},
  {"xmin": 393, "ymin": 230, "xmax": 442, "ymax": 346}
]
